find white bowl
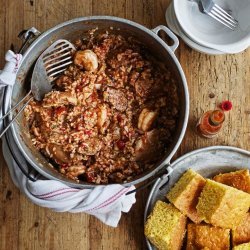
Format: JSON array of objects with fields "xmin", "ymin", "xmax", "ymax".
[
  {"xmin": 173, "ymin": 0, "xmax": 250, "ymax": 53},
  {"xmin": 166, "ymin": 2, "xmax": 224, "ymax": 55}
]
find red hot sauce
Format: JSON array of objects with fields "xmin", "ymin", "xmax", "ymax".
[{"xmin": 196, "ymin": 110, "xmax": 225, "ymax": 138}]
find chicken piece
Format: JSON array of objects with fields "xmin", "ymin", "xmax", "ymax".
[
  {"xmin": 74, "ymin": 50, "xmax": 98, "ymax": 71},
  {"xmin": 97, "ymin": 104, "xmax": 108, "ymax": 133},
  {"xmin": 103, "ymin": 87, "xmax": 127, "ymax": 112},
  {"xmin": 62, "ymin": 165, "xmax": 86, "ymax": 180},
  {"xmin": 135, "ymin": 129, "xmax": 162, "ymax": 161},
  {"xmin": 31, "ymin": 124, "xmax": 41, "ymax": 137},
  {"xmin": 138, "ymin": 108, "xmax": 157, "ymax": 132},
  {"xmin": 45, "ymin": 143, "xmax": 71, "ymax": 164},
  {"xmin": 43, "ymin": 91, "xmax": 77, "ymax": 107},
  {"xmin": 80, "ymin": 83, "xmax": 96, "ymax": 102}
]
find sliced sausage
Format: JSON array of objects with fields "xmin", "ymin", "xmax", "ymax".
[{"xmin": 103, "ymin": 87, "xmax": 127, "ymax": 112}]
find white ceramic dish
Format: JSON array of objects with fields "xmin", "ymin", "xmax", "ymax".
[
  {"xmin": 166, "ymin": 3, "xmax": 224, "ymax": 55},
  {"xmin": 144, "ymin": 146, "xmax": 250, "ymax": 250},
  {"xmin": 173, "ymin": 0, "xmax": 250, "ymax": 53}
]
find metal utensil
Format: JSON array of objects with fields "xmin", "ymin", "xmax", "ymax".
[
  {"xmin": 9, "ymin": 18, "xmax": 189, "ymax": 189},
  {"xmin": 190, "ymin": 0, "xmax": 238, "ymax": 30},
  {"xmin": 0, "ymin": 39, "xmax": 76, "ymax": 138}
]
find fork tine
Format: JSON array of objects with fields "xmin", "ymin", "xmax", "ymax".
[
  {"xmin": 46, "ymin": 60, "xmax": 72, "ymax": 74},
  {"xmin": 214, "ymin": 4, "xmax": 238, "ymax": 22},
  {"xmin": 210, "ymin": 9, "xmax": 237, "ymax": 29},
  {"xmin": 41, "ymin": 40, "xmax": 76, "ymax": 82},
  {"xmin": 42, "ymin": 44, "xmax": 69, "ymax": 58},
  {"xmin": 208, "ymin": 12, "xmax": 235, "ymax": 30},
  {"xmin": 43, "ymin": 46, "xmax": 72, "ymax": 61},
  {"xmin": 212, "ymin": 5, "xmax": 238, "ymax": 25},
  {"xmin": 45, "ymin": 56, "xmax": 72, "ymax": 69},
  {"xmin": 43, "ymin": 45, "xmax": 72, "ymax": 60},
  {"xmin": 44, "ymin": 51, "xmax": 72, "ymax": 65},
  {"xmin": 48, "ymin": 68, "xmax": 67, "ymax": 77},
  {"xmin": 46, "ymin": 61, "xmax": 72, "ymax": 74}
]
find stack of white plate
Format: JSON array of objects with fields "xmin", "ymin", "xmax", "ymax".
[{"xmin": 166, "ymin": 0, "xmax": 250, "ymax": 55}]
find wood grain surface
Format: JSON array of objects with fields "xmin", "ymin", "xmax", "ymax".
[{"xmin": 0, "ymin": 0, "xmax": 249, "ymax": 249}]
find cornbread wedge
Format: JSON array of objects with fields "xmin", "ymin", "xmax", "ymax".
[
  {"xmin": 186, "ymin": 223, "xmax": 230, "ymax": 250},
  {"xmin": 232, "ymin": 242, "xmax": 250, "ymax": 250},
  {"xmin": 196, "ymin": 180, "xmax": 250, "ymax": 229},
  {"xmin": 232, "ymin": 212, "xmax": 250, "ymax": 246},
  {"xmin": 145, "ymin": 201, "xmax": 187, "ymax": 250},
  {"xmin": 213, "ymin": 169, "xmax": 250, "ymax": 193},
  {"xmin": 166, "ymin": 169, "xmax": 206, "ymax": 223}
]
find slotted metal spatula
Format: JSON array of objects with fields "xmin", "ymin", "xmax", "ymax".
[{"xmin": 0, "ymin": 39, "xmax": 76, "ymax": 138}]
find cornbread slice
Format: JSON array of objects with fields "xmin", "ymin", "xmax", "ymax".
[
  {"xmin": 197, "ymin": 179, "xmax": 250, "ymax": 229},
  {"xmin": 232, "ymin": 242, "xmax": 250, "ymax": 250},
  {"xmin": 232, "ymin": 213, "xmax": 250, "ymax": 246},
  {"xmin": 213, "ymin": 169, "xmax": 250, "ymax": 193},
  {"xmin": 145, "ymin": 201, "xmax": 187, "ymax": 250},
  {"xmin": 166, "ymin": 169, "xmax": 206, "ymax": 223},
  {"xmin": 186, "ymin": 223, "xmax": 230, "ymax": 250}
]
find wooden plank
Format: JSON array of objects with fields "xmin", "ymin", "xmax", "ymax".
[
  {"xmin": 179, "ymin": 49, "xmax": 250, "ymax": 155},
  {"xmin": 0, "ymin": 0, "xmax": 6, "ymax": 68},
  {"xmin": 5, "ymin": 0, "xmax": 24, "ymax": 52},
  {"xmin": 0, "ymin": 1, "xmax": 24, "ymax": 249},
  {"xmin": 0, "ymin": 147, "xmax": 21, "ymax": 250}
]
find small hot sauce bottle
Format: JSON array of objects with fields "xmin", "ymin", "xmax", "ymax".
[{"xmin": 196, "ymin": 109, "xmax": 225, "ymax": 138}]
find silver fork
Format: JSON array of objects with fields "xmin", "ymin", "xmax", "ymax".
[
  {"xmin": 190, "ymin": 0, "xmax": 238, "ymax": 30},
  {"xmin": 0, "ymin": 39, "xmax": 76, "ymax": 138}
]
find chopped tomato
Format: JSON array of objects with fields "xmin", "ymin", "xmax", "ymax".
[
  {"xmin": 85, "ymin": 172, "xmax": 95, "ymax": 182},
  {"xmin": 46, "ymin": 109, "xmax": 53, "ymax": 117},
  {"xmin": 76, "ymin": 85, "xmax": 83, "ymax": 92},
  {"xmin": 90, "ymin": 92, "xmax": 98, "ymax": 101},
  {"xmin": 76, "ymin": 123, "xmax": 84, "ymax": 131},
  {"xmin": 117, "ymin": 114, "xmax": 122, "ymax": 123},
  {"xmin": 84, "ymin": 130, "xmax": 92, "ymax": 136},
  {"xmin": 55, "ymin": 107, "xmax": 66, "ymax": 116},
  {"xmin": 117, "ymin": 140, "xmax": 125, "ymax": 150},
  {"xmin": 61, "ymin": 163, "xmax": 68, "ymax": 169}
]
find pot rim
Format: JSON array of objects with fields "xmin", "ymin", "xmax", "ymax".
[{"xmin": 9, "ymin": 16, "xmax": 189, "ymax": 188}]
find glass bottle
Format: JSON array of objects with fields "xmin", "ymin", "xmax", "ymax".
[{"xmin": 196, "ymin": 110, "xmax": 225, "ymax": 138}]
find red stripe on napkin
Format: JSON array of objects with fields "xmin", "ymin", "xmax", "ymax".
[
  {"xmin": 86, "ymin": 187, "xmax": 130, "ymax": 211},
  {"xmin": 40, "ymin": 189, "xmax": 79, "ymax": 199},
  {"xmin": 33, "ymin": 187, "xmax": 76, "ymax": 198}
]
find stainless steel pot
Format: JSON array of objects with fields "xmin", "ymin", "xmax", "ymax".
[{"xmin": 6, "ymin": 16, "xmax": 189, "ymax": 188}]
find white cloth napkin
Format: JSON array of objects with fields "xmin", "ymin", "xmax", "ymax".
[{"xmin": 0, "ymin": 50, "xmax": 136, "ymax": 227}]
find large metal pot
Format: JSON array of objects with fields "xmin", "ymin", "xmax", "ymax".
[{"xmin": 7, "ymin": 16, "xmax": 189, "ymax": 188}]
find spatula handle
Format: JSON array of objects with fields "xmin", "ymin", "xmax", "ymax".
[{"xmin": 0, "ymin": 93, "xmax": 33, "ymax": 139}]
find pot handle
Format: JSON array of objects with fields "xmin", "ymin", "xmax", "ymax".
[
  {"xmin": 152, "ymin": 25, "xmax": 179, "ymax": 52},
  {"xmin": 17, "ymin": 27, "xmax": 41, "ymax": 54},
  {"xmin": 1, "ymin": 27, "xmax": 41, "ymax": 182},
  {"xmin": 126, "ymin": 165, "xmax": 174, "ymax": 195}
]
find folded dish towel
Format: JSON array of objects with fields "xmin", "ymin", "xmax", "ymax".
[{"xmin": 0, "ymin": 50, "xmax": 136, "ymax": 227}]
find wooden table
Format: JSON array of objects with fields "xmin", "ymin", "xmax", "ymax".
[{"xmin": 0, "ymin": 0, "xmax": 249, "ymax": 249}]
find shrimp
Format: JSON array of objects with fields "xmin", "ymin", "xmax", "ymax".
[
  {"xmin": 74, "ymin": 50, "xmax": 98, "ymax": 71},
  {"xmin": 138, "ymin": 108, "xmax": 157, "ymax": 132}
]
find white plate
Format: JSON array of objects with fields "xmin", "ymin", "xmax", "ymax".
[
  {"xmin": 173, "ymin": 0, "xmax": 250, "ymax": 53},
  {"xmin": 144, "ymin": 146, "xmax": 250, "ymax": 250},
  {"xmin": 166, "ymin": 3, "xmax": 224, "ymax": 55}
]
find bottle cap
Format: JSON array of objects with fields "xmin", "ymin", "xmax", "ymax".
[{"xmin": 209, "ymin": 110, "xmax": 225, "ymax": 126}]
